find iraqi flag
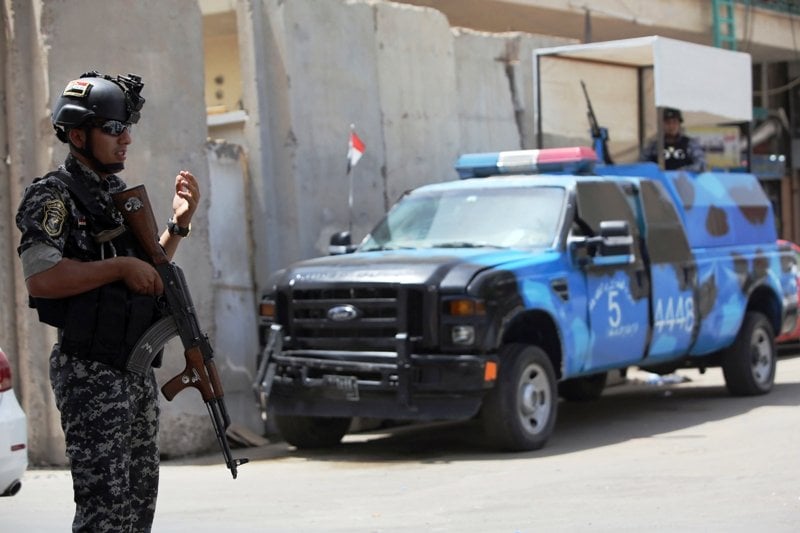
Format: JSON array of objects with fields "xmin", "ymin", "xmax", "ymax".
[{"xmin": 347, "ymin": 128, "xmax": 365, "ymax": 174}]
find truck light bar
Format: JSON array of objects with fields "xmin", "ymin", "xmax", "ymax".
[{"xmin": 455, "ymin": 146, "xmax": 597, "ymax": 178}]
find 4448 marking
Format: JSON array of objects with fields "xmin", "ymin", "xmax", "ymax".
[{"xmin": 654, "ymin": 295, "xmax": 694, "ymax": 333}]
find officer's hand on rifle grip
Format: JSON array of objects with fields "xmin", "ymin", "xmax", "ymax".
[{"xmin": 116, "ymin": 256, "xmax": 164, "ymax": 295}]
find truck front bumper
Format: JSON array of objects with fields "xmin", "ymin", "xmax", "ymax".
[{"xmin": 253, "ymin": 325, "xmax": 495, "ymax": 421}]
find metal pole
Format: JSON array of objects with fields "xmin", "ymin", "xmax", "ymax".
[{"xmin": 348, "ymin": 124, "xmax": 355, "ymax": 236}]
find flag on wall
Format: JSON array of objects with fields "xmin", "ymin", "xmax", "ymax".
[{"xmin": 347, "ymin": 127, "xmax": 365, "ymax": 174}]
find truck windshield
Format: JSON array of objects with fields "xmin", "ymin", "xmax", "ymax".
[{"xmin": 361, "ymin": 185, "xmax": 566, "ymax": 251}]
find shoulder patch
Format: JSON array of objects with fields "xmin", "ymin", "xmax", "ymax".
[
  {"xmin": 42, "ymin": 199, "xmax": 67, "ymax": 237},
  {"xmin": 63, "ymin": 79, "xmax": 92, "ymax": 98}
]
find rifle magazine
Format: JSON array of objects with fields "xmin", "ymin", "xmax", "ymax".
[{"xmin": 127, "ymin": 315, "xmax": 178, "ymax": 374}]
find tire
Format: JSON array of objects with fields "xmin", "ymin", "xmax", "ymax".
[
  {"xmin": 274, "ymin": 415, "xmax": 351, "ymax": 449},
  {"xmin": 558, "ymin": 372, "xmax": 607, "ymax": 402},
  {"xmin": 721, "ymin": 311, "xmax": 776, "ymax": 396},
  {"xmin": 481, "ymin": 344, "xmax": 558, "ymax": 451}
]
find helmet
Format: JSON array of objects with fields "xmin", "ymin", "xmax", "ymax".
[
  {"xmin": 52, "ymin": 71, "xmax": 145, "ymax": 143},
  {"xmin": 663, "ymin": 107, "xmax": 683, "ymax": 122}
]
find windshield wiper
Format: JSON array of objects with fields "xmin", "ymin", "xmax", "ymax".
[
  {"xmin": 360, "ymin": 244, "xmax": 418, "ymax": 252},
  {"xmin": 428, "ymin": 241, "xmax": 506, "ymax": 249},
  {"xmin": 362, "ymin": 241, "xmax": 507, "ymax": 251}
]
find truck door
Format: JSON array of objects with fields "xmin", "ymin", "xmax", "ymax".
[
  {"xmin": 574, "ymin": 181, "xmax": 650, "ymax": 370},
  {"xmin": 637, "ymin": 181, "xmax": 697, "ymax": 361}
]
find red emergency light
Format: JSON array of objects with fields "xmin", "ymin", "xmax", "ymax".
[{"xmin": 455, "ymin": 146, "xmax": 598, "ymax": 178}]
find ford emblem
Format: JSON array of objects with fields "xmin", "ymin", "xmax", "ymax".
[{"xmin": 327, "ymin": 304, "xmax": 361, "ymax": 322}]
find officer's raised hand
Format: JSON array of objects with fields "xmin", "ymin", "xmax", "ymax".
[
  {"xmin": 160, "ymin": 170, "xmax": 200, "ymax": 260},
  {"xmin": 172, "ymin": 170, "xmax": 200, "ymax": 225}
]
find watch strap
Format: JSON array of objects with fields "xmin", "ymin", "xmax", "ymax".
[{"xmin": 167, "ymin": 219, "xmax": 191, "ymax": 237}]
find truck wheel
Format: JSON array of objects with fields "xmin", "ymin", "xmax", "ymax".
[
  {"xmin": 558, "ymin": 372, "xmax": 607, "ymax": 402},
  {"xmin": 481, "ymin": 344, "xmax": 558, "ymax": 451},
  {"xmin": 722, "ymin": 311, "xmax": 776, "ymax": 396},
  {"xmin": 274, "ymin": 415, "xmax": 351, "ymax": 449}
]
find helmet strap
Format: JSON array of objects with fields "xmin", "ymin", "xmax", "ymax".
[{"xmin": 71, "ymin": 126, "xmax": 125, "ymax": 175}]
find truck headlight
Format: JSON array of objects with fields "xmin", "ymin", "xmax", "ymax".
[
  {"xmin": 442, "ymin": 297, "xmax": 486, "ymax": 350},
  {"xmin": 451, "ymin": 325, "xmax": 476, "ymax": 345}
]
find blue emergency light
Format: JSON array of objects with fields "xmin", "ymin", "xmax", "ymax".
[{"xmin": 455, "ymin": 146, "xmax": 598, "ymax": 179}]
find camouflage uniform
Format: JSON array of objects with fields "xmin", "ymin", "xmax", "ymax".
[{"xmin": 16, "ymin": 154, "xmax": 160, "ymax": 533}]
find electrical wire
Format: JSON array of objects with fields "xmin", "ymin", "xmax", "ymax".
[{"xmin": 753, "ymin": 76, "xmax": 800, "ymax": 96}]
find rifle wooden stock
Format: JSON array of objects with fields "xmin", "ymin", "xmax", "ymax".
[{"xmin": 112, "ymin": 185, "xmax": 169, "ymax": 266}]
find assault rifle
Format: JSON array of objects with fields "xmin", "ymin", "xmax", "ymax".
[
  {"xmin": 112, "ymin": 185, "xmax": 248, "ymax": 479},
  {"xmin": 580, "ymin": 80, "xmax": 613, "ymax": 165}
]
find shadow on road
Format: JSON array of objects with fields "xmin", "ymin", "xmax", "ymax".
[{"xmin": 181, "ymin": 357, "xmax": 800, "ymax": 467}]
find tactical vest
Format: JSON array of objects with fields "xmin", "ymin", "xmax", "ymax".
[
  {"xmin": 663, "ymin": 136, "xmax": 692, "ymax": 171},
  {"xmin": 30, "ymin": 169, "xmax": 162, "ymax": 371}
]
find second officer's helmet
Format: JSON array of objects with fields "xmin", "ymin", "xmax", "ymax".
[
  {"xmin": 663, "ymin": 107, "xmax": 683, "ymax": 123},
  {"xmin": 52, "ymin": 71, "xmax": 145, "ymax": 143}
]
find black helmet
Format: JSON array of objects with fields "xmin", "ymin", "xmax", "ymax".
[
  {"xmin": 52, "ymin": 71, "xmax": 145, "ymax": 143},
  {"xmin": 663, "ymin": 107, "xmax": 683, "ymax": 122}
]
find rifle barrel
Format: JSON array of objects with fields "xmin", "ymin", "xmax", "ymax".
[{"xmin": 207, "ymin": 400, "xmax": 250, "ymax": 478}]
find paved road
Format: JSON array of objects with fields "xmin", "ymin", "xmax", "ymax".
[{"xmin": 4, "ymin": 353, "xmax": 800, "ymax": 532}]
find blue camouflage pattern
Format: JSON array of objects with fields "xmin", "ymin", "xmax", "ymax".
[{"xmin": 50, "ymin": 347, "xmax": 159, "ymax": 533}]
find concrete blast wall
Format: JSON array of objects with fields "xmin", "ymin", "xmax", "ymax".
[
  {"xmin": 453, "ymin": 28, "xmax": 577, "ymax": 153},
  {"xmin": 239, "ymin": 0, "xmax": 458, "ymax": 281},
  {"xmin": 2, "ymin": 0, "xmax": 574, "ymax": 463},
  {"xmin": 240, "ymin": 0, "xmax": 575, "ymax": 287}
]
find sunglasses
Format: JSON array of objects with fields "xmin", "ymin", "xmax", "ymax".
[{"xmin": 94, "ymin": 119, "xmax": 132, "ymax": 136}]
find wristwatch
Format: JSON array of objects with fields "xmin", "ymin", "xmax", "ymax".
[{"xmin": 167, "ymin": 219, "xmax": 191, "ymax": 237}]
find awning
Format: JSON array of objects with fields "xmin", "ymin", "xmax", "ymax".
[{"xmin": 534, "ymin": 36, "xmax": 752, "ymax": 126}]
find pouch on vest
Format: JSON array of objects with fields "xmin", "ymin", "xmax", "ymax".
[
  {"xmin": 29, "ymin": 295, "xmax": 69, "ymax": 328},
  {"xmin": 59, "ymin": 282, "xmax": 160, "ymax": 371}
]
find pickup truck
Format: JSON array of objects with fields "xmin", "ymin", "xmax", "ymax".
[{"xmin": 253, "ymin": 146, "xmax": 797, "ymax": 451}]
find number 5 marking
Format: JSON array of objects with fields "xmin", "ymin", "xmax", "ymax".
[{"xmin": 608, "ymin": 289, "xmax": 621, "ymax": 327}]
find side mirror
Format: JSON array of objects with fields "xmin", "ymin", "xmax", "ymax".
[
  {"xmin": 329, "ymin": 231, "xmax": 357, "ymax": 255},
  {"xmin": 593, "ymin": 220, "xmax": 634, "ymax": 265},
  {"xmin": 571, "ymin": 220, "xmax": 634, "ymax": 267}
]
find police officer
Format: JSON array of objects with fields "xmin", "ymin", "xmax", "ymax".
[
  {"xmin": 641, "ymin": 107, "xmax": 706, "ymax": 172},
  {"xmin": 15, "ymin": 71, "xmax": 199, "ymax": 532}
]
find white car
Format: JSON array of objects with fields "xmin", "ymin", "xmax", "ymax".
[{"xmin": 0, "ymin": 346, "xmax": 28, "ymax": 496}]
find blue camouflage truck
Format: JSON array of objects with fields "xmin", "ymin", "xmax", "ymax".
[{"xmin": 253, "ymin": 146, "xmax": 797, "ymax": 451}]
